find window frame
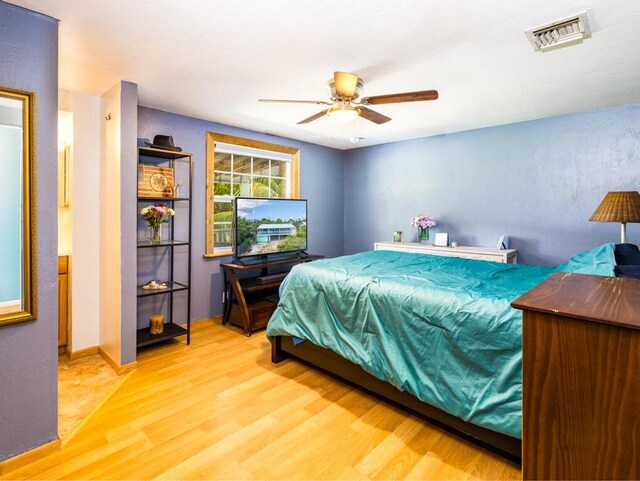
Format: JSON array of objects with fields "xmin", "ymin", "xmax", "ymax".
[{"xmin": 205, "ymin": 132, "xmax": 300, "ymax": 257}]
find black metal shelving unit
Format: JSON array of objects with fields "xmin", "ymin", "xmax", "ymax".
[{"xmin": 136, "ymin": 146, "xmax": 192, "ymax": 349}]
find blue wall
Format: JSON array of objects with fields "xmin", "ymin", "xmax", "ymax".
[
  {"xmin": 0, "ymin": 0, "xmax": 59, "ymax": 461},
  {"xmin": 344, "ymin": 103, "xmax": 640, "ymax": 265},
  {"xmin": 138, "ymin": 107, "xmax": 345, "ymax": 321},
  {"xmin": 138, "ymin": 101, "xmax": 640, "ymax": 325},
  {"xmin": 120, "ymin": 81, "xmax": 139, "ymax": 365}
]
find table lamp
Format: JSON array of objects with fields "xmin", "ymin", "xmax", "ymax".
[{"xmin": 589, "ymin": 191, "xmax": 640, "ymax": 243}]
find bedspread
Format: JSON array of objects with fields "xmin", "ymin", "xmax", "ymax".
[{"xmin": 266, "ymin": 244, "xmax": 615, "ymax": 438}]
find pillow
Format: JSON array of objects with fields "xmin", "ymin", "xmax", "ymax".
[
  {"xmin": 614, "ymin": 243, "xmax": 640, "ymax": 266},
  {"xmin": 558, "ymin": 243, "xmax": 616, "ymax": 277},
  {"xmin": 614, "ymin": 265, "xmax": 640, "ymax": 279}
]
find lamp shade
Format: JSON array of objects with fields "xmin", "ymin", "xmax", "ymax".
[{"xmin": 589, "ymin": 191, "xmax": 640, "ymax": 223}]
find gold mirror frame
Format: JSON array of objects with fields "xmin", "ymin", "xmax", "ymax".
[{"xmin": 0, "ymin": 86, "xmax": 37, "ymax": 325}]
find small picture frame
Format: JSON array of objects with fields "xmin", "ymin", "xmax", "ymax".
[
  {"xmin": 393, "ymin": 231, "xmax": 403, "ymax": 243},
  {"xmin": 434, "ymin": 232, "xmax": 449, "ymax": 247},
  {"xmin": 497, "ymin": 235, "xmax": 509, "ymax": 250}
]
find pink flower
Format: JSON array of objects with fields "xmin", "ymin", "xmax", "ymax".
[
  {"xmin": 141, "ymin": 203, "xmax": 175, "ymax": 228},
  {"xmin": 410, "ymin": 214, "xmax": 437, "ymax": 228}
]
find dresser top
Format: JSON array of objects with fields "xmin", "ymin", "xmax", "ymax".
[
  {"xmin": 512, "ymin": 272, "xmax": 640, "ymax": 331},
  {"xmin": 374, "ymin": 242, "xmax": 517, "ymax": 256}
]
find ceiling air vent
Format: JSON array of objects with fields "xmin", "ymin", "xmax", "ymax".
[{"xmin": 525, "ymin": 12, "xmax": 591, "ymax": 52}]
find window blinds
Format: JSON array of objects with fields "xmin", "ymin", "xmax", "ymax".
[{"xmin": 214, "ymin": 142, "xmax": 293, "ymax": 162}]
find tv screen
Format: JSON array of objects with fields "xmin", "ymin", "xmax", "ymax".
[{"xmin": 235, "ymin": 197, "xmax": 308, "ymax": 258}]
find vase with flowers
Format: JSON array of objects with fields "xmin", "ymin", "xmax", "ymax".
[
  {"xmin": 141, "ymin": 203, "xmax": 175, "ymax": 243},
  {"xmin": 410, "ymin": 214, "xmax": 437, "ymax": 244}
]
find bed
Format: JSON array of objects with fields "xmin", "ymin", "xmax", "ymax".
[{"xmin": 266, "ymin": 244, "xmax": 616, "ymax": 458}]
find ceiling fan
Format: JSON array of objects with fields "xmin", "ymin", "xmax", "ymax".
[{"xmin": 259, "ymin": 71, "xmax": 438, "ymax": 125}]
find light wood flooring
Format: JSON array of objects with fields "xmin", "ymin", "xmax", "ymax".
[{"xmin": 3, "ymin": 320, "xmax": 521, "ymax": 480}]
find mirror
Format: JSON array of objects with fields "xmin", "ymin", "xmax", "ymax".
[{"xmin": 0, "ymin": 86, "xmax": 36, "ymax": 325}]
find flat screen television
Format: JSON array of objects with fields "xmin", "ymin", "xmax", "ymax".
[{"xmin": 234, "ymin": 197, "xmax": 308, "ymax": 259}]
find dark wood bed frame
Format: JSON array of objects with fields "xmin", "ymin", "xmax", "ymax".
[{"xmin": 271, "ymin": 335, "xmax": 522, "ymax": 462}]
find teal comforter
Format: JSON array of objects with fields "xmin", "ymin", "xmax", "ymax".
[{"xmin": 266, "ymin": 245, "xmax": 616, "ymax": 439}]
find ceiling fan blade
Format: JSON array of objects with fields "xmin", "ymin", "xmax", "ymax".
[
  {"xmin": 334, "ymin": 72, "xmax": 359, "ymax": 97},
  {"xmin": 259, "ymin": 99, "xmax": 332, "ymax": 105},
  {"xmin": 359, "ymin": 107, "xmax": 391, "ymax": 124},
  {"xmin": 297, "ymin": 110, "xmax": 328, "ymax": 124},
  {"xmin": 361, "ymin": 90, "xmax": 439, "ymax": 105}
]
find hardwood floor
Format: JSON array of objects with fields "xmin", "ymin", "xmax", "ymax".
[{"xmin": 3, "ymin": 320, "xmax": 521, "ymax": 480}]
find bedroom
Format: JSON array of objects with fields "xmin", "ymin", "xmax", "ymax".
[{"xmin": 0, "ymin": 0, "xmax": 639, "ymax": 480}]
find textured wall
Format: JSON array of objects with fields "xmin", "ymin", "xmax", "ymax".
[
  {"xmin": 137, "ymin": 106, "xmax": 345, "ymax": 321},
  {"xmin": 119, "ymin": 81, "xmax": 138, "ymax": 365},
  {"xmin": 344, "ymin": 103, "xmax": 640, "ymax": 265},
  {"xmin": 59, "ymin": 90, "xmax": 101, "ymax": 351},
  {"xmin": 99, "ymin": 83, "xmax": 123, "ymax": 364},
  {"xmin": 0, "ymin": 1, "xmax": 59, "ymax": 461},
  {"xmin": 98, "ymin": 81, "xmax": 139, "ymax": 367},
  {"xmin": 57, "ymin": 111, "xmax": 73, "ymax": 255}
]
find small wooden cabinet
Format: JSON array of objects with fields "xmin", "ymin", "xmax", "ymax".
[
  {"xmin": 374, "ymin": 242, "xmax": 518, "ymax": 263},
  {"xmin": 58, "ymin": 255, "xmax": 69, "ymax": 351},
  {"xmin": 222, "ymin": 255, "xmax": 323, "ymax": 336},
  {"xmin": 513, "ymin": 273, "xmax": 640, "ymax": 480}
]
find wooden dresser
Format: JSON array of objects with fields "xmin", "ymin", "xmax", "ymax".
[
  {"xmin": 374, "ymin": 241, "xmax": 518, "ymax": 263},
  {"xmin": 512, "ymin": 272, "xmax": 640, "ymax": 480}
]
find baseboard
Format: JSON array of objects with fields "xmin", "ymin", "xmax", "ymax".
[
  {"xmin": 98, "ymin": 347, "xmax": 137, "ymax": 375},
  {"xmin": 199, "ymin": 315, "xmax": 222, "ymax": 324},
  {"xmin": 0, "ymin": 439, "xmax": 60, "ymax": 476},
  {"xmin": 67, "ymin": 345, "xmax": 99, "ymax": 361},
  {"xmin": 96, "ymin": 318, "xmax": 219, "ymax": 374}
]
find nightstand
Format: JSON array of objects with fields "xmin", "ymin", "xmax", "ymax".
[{"xmin": 513, "ymin": 272, "xmax": 640, "ymax": 480}]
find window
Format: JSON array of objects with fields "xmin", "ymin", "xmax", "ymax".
[{"xmin": 205, "ymin": 132, "xmax": 299, "ymax": 257}]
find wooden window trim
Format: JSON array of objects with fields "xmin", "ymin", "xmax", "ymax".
[{"xmin": 205, "ymin": 132, "xmax": 300, "ymax": 258}]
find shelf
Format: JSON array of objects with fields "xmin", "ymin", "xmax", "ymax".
[
  {"xmin": 222, "ymin": 254, "xmax": 324, "ymax": 271},
  {"xmin": 137, "ymin": 281, "xmax": 189, "ymax": 298},
  {"xmin": 136, "ymin": 143, "xmax": 192, "ymax": 354},
  {"xmin": 138, "ymin": 146, "xmax": 192, "ymax": 160},
  {"xmin": 136, "ymin": 323, "xmax": 188, "ymax": 348},
  {"xmin": 138, "ymin": 196, "xmax": 190, "ymax": 202},
  {"xmin": 137, "ymin": 240, "xmax": 189, "ymax": 248},
  {"xmin": 240, "ymin": 277, "xmax": 285, "ymax": 293}
]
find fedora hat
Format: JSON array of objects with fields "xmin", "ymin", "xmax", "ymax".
[{"xmin": 145, "ymin": 135, "xmax": 182, "ymax": 152}]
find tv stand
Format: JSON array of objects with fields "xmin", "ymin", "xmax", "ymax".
[
  {"xmin": 256, "ymin": 272, "xmax": 288, "ymax": 285},
  {"xmin": 233, "ymin": 252, "xmax": 310, "ymax": 266},
  {"xmin": 221, "ymin": 254, "xmax": 324, "ymax": 336},
  {"xmin": 231, "ymin": 254, "xmax": 268, "ymax": 267}
]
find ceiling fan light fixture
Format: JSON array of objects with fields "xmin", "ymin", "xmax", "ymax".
[
  {"xmin": 327, "ymin": 106, "xmax": 360, "ymax": 124},
  {"xmin": 264, "ymin": 70, "xmax": 438, "ymax": 126}
]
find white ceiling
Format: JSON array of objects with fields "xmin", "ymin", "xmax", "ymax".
[{"xmin": 8, "ymin": 0, "xmax": 640, "ymax": 149}]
